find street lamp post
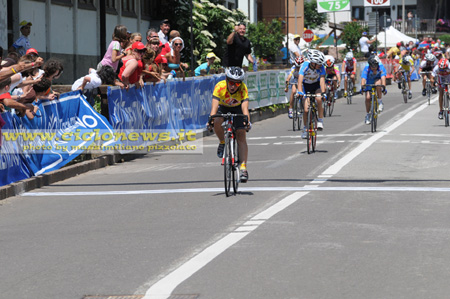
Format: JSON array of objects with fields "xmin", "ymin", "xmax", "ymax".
[{"xmin": 293, "ymin": 0, "xmax": 298, "ymax": 34}]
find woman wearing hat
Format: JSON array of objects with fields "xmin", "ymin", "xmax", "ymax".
[{"xmin": 118, "ymin": 41, "xmax": 146, "ymax": 89}]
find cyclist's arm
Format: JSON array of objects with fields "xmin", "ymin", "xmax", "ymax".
[
  {"xmin": 210, "ymin": 96, "xmax": 220, "ymax": 116},
  {"xmin": 241, "ymin": 100, "xmax": 250, "ymax": 123},
  {"xmin": 297, "ymin": 74, "xmax": 304, "ymax": 93},
  {"xmin": 361, "ymin": 78, "xmax": 367, "ymax": 88},
  {"xmin": 335, "ymin": 70, "xmax": 341, "ymax": 85},
  {"xmin": 320, "ymin": 75, "xmax": 326, "ymax": 94},
  {"xmin": 381, "ymin": 76, "xmax": 386, "ymax": 87}
]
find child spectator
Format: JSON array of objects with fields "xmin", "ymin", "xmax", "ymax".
[
  {"xmin": 141, "ymin": 48, "xmax": 163, "ymax": 83},
  {"xmin": 0, "ymin": 77, "xmax": 35, "ymax": 117},
  {"xmin": 195, "ymin": 52, "xmax": 218, "ymax": 76},
  {"xmin": 98, "ymin": 25, "xmax": 128, "ymax": 72},
  {"xmin": 72, "ymin": 65, "xmax": 121, "ymax": 91}
]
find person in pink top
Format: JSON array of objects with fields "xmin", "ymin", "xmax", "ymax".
[{"xmin": 98, "ymin": 25, "xmax": 128, "ymax": 72}]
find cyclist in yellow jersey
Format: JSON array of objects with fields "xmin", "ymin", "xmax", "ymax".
[
  {"xmin": 395, "ymin": 54, "xmax": 415, "ymax": 99},
  {"xmin": 209, "ymin": 67, "xmax": 251, "ymax": 182}
]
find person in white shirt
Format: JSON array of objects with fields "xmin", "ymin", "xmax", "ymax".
[
  {"xmin": 158, "ymin": 19, "xmax": 170, "ymax": 45},
  {"xmin": 359, "ymin": 32, "xmax": 377, "ymax": 58},
  {"xmin": 289, "ymin": 34, "xmax": 302, "ymax": 65},
  {"xmin": 9, "ymin": 21, "xmax": 32, "ymax": 57}
]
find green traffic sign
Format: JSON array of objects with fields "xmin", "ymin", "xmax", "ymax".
[{"xmin": 317, "ymin": 0, "xmax": 350, "ymax": 12}]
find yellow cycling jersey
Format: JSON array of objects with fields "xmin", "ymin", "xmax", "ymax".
[
  {"xmin": 399, "ymin": 57, "xmax": 414, "ymax": 71},
  {"xmin": 212, "ymin": 80, "xmax": 249, "ymax": 107}
]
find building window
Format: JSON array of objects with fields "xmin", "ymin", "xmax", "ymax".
[
  {"xmin": 78, "ymin": 0, "xmax": 96, "ymax": 10},
  {"xmin": 352, "ymin": 6, "xmax": 364, "ymax": 21},
  {"xmin": 51, "ymin": 0, "xmax": 73, "ymax": 6},
  {"xmin": 122, "ymin": 0, "xmax": 136, "ymax": 18},
  {"xmin": 397, "ymin": 6, "xmax": 416, "ymax": 20},
  {"xmin": 105, "ymin": 0, "xmax": 117, "ymax": 14},
  {"xmin": 143, "ymin": 0, "xmax": 170, "ymax": 19},
  {"xmin": 141, "ymin": 0, "xmax": 151, "ymax": 20}
]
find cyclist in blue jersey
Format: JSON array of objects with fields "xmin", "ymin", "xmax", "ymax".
[
  {"xmin": 297, "ymin": 49, "xmax": 327, "ymax": 139},
  {"xmin": 360, "ymin": 56, "xmax": 387, "ymax": 125}
]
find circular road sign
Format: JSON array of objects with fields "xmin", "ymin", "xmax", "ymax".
[{"xmin": 303, "ymin": 30, "xmax": 314, "ymax": 43}]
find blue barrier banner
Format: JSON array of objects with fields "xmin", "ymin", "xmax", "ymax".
[
  {"xmin": 0, "ymin": 112, "xmax": 33, "ymax": 186},
  {"xmin": 2, "ymin": 91, "xmax": 117, "ymax": 177}
]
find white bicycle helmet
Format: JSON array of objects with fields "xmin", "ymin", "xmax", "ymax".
[
  {"xmin": 403, "ymin": 55, "xmax": 412, "ymax": 65},
  {"xmin": 307, "ymin": 49, "xmax": 325, "ymax": 65},
  {"xmin": 425, "ymin": 53, "xmax": 436, "ymax": 62},
  {"xmin": 324, "ymin": 55, "xmax": 335, "ymax": 67},
  {"xmin": 345, "ymin": 52, "xmax": 354, "ymax": 61},
  {"xmin": 225, "ymin": 66, "xmax": 245, "ymax": 81}
]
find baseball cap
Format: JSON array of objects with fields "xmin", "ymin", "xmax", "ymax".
[
  {"xmin": 19, "ymin": 20, "xmax": 32, "ymax": 28},
  {"xmin": 362, "ymin": 32, "xmax": 367, "ymax": 36},
  {"xmin": 293, "ymin": 34, "xmax": 301, "ymax": 39},
  {"xmin": 206, "ymin": 52, "xmax": 217, "ymax": 59},
  {"xmin": 160, "ymin": 19, "xmax": 170, "ymax": 25},
  {"xmin": 132, "ymin": 41, "xmax": 146, "ymax": 50},
  {"xmin": 26, "ymin": 48, "xmax": 38, "ymax": 55}
]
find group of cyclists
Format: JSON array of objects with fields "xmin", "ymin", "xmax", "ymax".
[{"xmin": 206, "ymin": 43, "xmax": 450, "ymax": 184}]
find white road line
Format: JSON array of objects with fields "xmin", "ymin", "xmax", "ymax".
[
  {"xmin": 142, "ymin": 192, "xmax": 308, "ymax": 299},
  {"xmin": 322, "ymin": 100, "xmax": 431, "ymax": 176},
  {"xmin": 22, "ymin": 186, "xmax": 450, "ymax": 197}
]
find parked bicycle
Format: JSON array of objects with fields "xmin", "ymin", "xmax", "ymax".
[{"xmin": 209, "ymin": 113, "xmax": 248, "ymax": 196}]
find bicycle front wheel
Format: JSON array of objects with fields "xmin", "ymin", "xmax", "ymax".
[
  {"xmin": 402, "ymin": 78, "xmax": 408, "ymax": 103},
  {"xmin": 371, "ymin": 94, "xmax": 378, "ymax": 133},
  {"xmin": 232, "ymin": 137, "xmax": 239, "ymax": 193},
  {"xmin": 224, "ymin": 136, "xmax": 232, "ymax": 196},
  {"xmin": 427, "ymin": 81, "xmax": 431, "ymax": 105},
  {"xmin": 328, "ymin": 95, "xmax": 335, "ymax": 117},
  {"xmin": 347, "ymin": 81, "xmax": 353, "ymax": 105},
  {"xmin": 307, "ymin": 107, "xmax": 317, "ymax": 154},
  {"xmin": 444, "ymin": 92, "xmax": 449, "ymax": 127},
  {"xmin": 293, "ymin": 97, "xmax": 298, "ymax": 131}
]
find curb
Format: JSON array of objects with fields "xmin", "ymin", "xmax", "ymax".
[{"xmin": 0, "ymin": 106, "xmax": 288, "ymax": 200}]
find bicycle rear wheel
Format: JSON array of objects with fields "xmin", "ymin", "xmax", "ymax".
[
  {"xmin": 307, "ymin": 107, "xmax": 317, "ymax": 154},
  {"xmin": 224, "ymin": 136, "xmax": 232, "ymax": 196},
  {"xmin": 426, "ymin": 81, "xmax": 431, "ymax": 105},
  {"xmin": 297, "ymin": 97, "xmax": 303, "ymax": 131},
  {"xmin": 323, "ymin": 92, "xmax": 328, "ymax": 118},
  {"xmin": 232, "ymin": 137, "xmax": 239, "ymax": 193}
]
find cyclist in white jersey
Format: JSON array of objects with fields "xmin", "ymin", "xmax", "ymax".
[{"xmin": 285, "ymin": 56, "xmax": 305, "ymax": 119}]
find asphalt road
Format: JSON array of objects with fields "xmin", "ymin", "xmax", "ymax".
[{"xmin": 2, "ymin": 81, "xmax": 450, "ymax": 299}]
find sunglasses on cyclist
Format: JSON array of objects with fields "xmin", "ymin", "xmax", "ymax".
[{"xmin": 227, "ymin": 80, "xmax": 241, "ymax": 87}]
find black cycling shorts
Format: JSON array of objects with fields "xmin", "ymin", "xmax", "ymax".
[
  {"xmin": 302, "ymin": 81, "xmax": 321, "ymax": 94},
  {"xmin": 217, "ymin": 105, "xmax": 247, "ymax": 129}
]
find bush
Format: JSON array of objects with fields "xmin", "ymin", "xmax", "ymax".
[
  {"xmin": 440, "ymin": 34, "xmax": 450, "ymax": 45},
  {"xmin": 341, "ymin": 22, "xmax": 367, "ymax": 53},
  {"xmin": 247, "ymin": 19, "xmax": 285, "ymax": 63}
]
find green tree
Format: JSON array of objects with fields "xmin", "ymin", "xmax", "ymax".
[
  {"xmin": 341, "ymin": 22, "xmax": 365, "ymax": 53},
  {"xmin": 304, "ymin": 0, "xmax": 328, "ymax": 29},
  {"xmin": 247, "ymin": 19, "xmax": 285, "ymax": 62}
]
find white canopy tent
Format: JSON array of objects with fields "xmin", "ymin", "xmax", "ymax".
[{"xmin": 376, "ymin": 26, "xmax": 418, "ymax": 48}]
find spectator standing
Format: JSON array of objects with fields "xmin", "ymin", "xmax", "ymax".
[
  {"xmin": 145, "ymin": 28, "xmax": 160, "ymax": 48},
  {"xmin": 223, "ymin": 22, "xmax": 254, "ymax": 68},
  {"xmin": 289, "ymin": 35, "xmax": 302, "ymax": 64},
  {"xmin": 9, "ymin": 21, "xmax": 33, "ymax": 57},
  {"xmin": 407, "ymin": 12, "xmax": 415, "ymax": 32},
  {"xmin": 280, "ymin": 42, "xmax": 288, "ymax": 65},
  {"xmin": 195, "ymin": 52, "xmax": 218, "ymax": 76},
  {"xmin": 98, "ymin": 25, "xmax": 128, "ymax": 72},
  {"xmin": 118, "ymin": 41, "xmax": 146, "ymax": 89},
  {"xmin": 359, "ymin": 32, "xmax": 377, "ymax": 58},
  {"xmin": 158, "ymin": 19, "xmax": 171, "ymax": 45}
]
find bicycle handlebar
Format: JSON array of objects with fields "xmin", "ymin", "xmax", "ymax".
[{"xmin": 210, "ymin": 113, "xmax": 248, "ymax": 120}]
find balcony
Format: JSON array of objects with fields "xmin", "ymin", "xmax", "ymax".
[{"xmin": 392, "ymin": 19, "xmax": 436, "ymax": 35}]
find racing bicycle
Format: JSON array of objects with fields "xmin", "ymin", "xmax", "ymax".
[
  {"xmin": 363, "ymin": 84, "xmax": 385, "ymax": 133},
  {"xmin": 324, "ymin": 78, "xmax": 338, "ymax": 117},
  {"xmin": 302, "ymin": 93, "xmax": 319, "ymax": 154},
  {"xmin": 421, "ymin": 71, "xmax": 432, "ymax": 105},
  {"xmin": 210, "ymin": 113, "xmax": 248, "ymax": 196},
  {"xmin": 443, "ymin": 83, "xmax": 450, "ymax": 127},
  {"xmin": 346, "ymin": 73, "xmax": 354, "ymax": 105},
  {"xmin": 398, "ymin": 69, "xmax": 409, "ymax": 103}
]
